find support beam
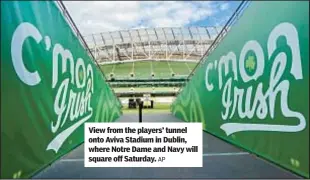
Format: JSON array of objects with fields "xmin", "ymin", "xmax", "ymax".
[{"xmin": 85, "ymin": 26, "xmax": 221, "ymax": 63}]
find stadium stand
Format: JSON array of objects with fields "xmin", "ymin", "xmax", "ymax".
[
  {"xmin": 83, "ymin": 27, "xmax": 221, "ymax": 100},
  {"xmin": 84, "ymin": 27, "xmax": 221, "ymax": 78}
]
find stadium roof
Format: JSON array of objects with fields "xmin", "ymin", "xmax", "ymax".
[{"xmin": 83, "ymin": 26, "xmax": 223, "ymax": 64}]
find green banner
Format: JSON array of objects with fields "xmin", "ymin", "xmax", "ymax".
[
  {"xmin": 1, "ymin": 1, "xmax": 122, "ymax": 178},
  {"xmin": 172, "ymin": 1, "xmax": 309, "ymax": 178}
]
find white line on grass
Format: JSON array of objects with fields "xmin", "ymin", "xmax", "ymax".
[
  {"xmin": 60, "ymin": 152, "xmax": 250, "ymax": 162},
  {"xmin": 61, "ymin": 159, "xmax": 84, "ymax": 162},
  {"xmin": 203, "ymin": 152, "xmax": 249, "ymax": 157}
]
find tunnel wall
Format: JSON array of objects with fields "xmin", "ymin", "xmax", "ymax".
[
  {"xmin": 171, "ymin": 1, "xmax": 309, "ymax": 178},
  {"xmin": 1, "ymin": 1, "xmax": 122, "ymax": 178}
]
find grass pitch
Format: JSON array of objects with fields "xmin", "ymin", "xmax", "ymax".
[
  {"xmin": 101, "ymin": 61, "xmax": 197, "ymax": 79},
  {"xmin": 114, "ymin": 87, "xmax": 179, "ymax": 93},
  {"xmin": 122, "ymin": 102, "xmax": 171, "ymax": 114}
]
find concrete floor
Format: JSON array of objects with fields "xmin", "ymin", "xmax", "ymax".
[{"xmin": 32, "ymin": 113, "xmax": 301, "ymax": 179}]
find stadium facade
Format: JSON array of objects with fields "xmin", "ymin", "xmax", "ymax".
[
  {"xmin": 84, "ymin": 26, "xmax": 222, "ymax": 64},
  {"xmin": 82, "ymin": 27, "xmax": 223, "ymax": 99}
]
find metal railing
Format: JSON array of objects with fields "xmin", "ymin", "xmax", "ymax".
[
  {"xmin": 175, "ymin": 0, "xmax": 251, "ymax": 96},
  {"xmin": 84, "ymin": 26, "xmax": 221, "ymax": 63}
]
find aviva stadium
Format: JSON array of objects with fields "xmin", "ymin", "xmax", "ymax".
[
  {"xmin": 84, "ymin": 26, "xmax": 224, "ymax": 108},
  {"xmin": 1, "ymin": 0, "xmax": 309, "ymax": 179}
]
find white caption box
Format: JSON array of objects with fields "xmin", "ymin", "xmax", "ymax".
[{"xmin": 84, "ymin": 123, "xmax": 202, "ymax": 167}]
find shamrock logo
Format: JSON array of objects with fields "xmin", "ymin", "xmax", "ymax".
[{"xmin": 245, "ymin": 55, "xmax": 256, "ymax": 72}]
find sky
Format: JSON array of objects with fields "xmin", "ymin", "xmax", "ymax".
[{"xmin": 63, "ymin": 1, "xmax": 241, "ymax": 36}]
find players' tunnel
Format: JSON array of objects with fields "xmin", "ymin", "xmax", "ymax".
[{"xmin": 1, "ymin": 0, "xmax": 309, "ymax": 179}]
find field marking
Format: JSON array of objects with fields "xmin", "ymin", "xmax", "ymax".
[
  {"xmin": 185, "ymin": 62, "xmax": 192, "ymax": 73},
  {"xmin": 61, "ymin": 158, "xmax": 84, "ymax": 162},
  {"xmin": 131, "ymin": 62, "xmax": 135, "ymax": 74},
  {"xmin": 60, "ymin": 152, "xmax": 250, "ymax": 162},
  {"xmin": 111, "ymin": 64, "xmax": 116, "ymax": 73},
  {"xmin": 203, "ymin": 152, "xmax": 249, "ymax": 157},
  {"xmin": 150, "ymin": 61, "xmax": 153, "ymax": 74}
]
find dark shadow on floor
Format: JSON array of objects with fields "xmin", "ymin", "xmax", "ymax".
[{"xmin": 32, "ymin": 113, "xmax": 301, "ymax": 179}]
